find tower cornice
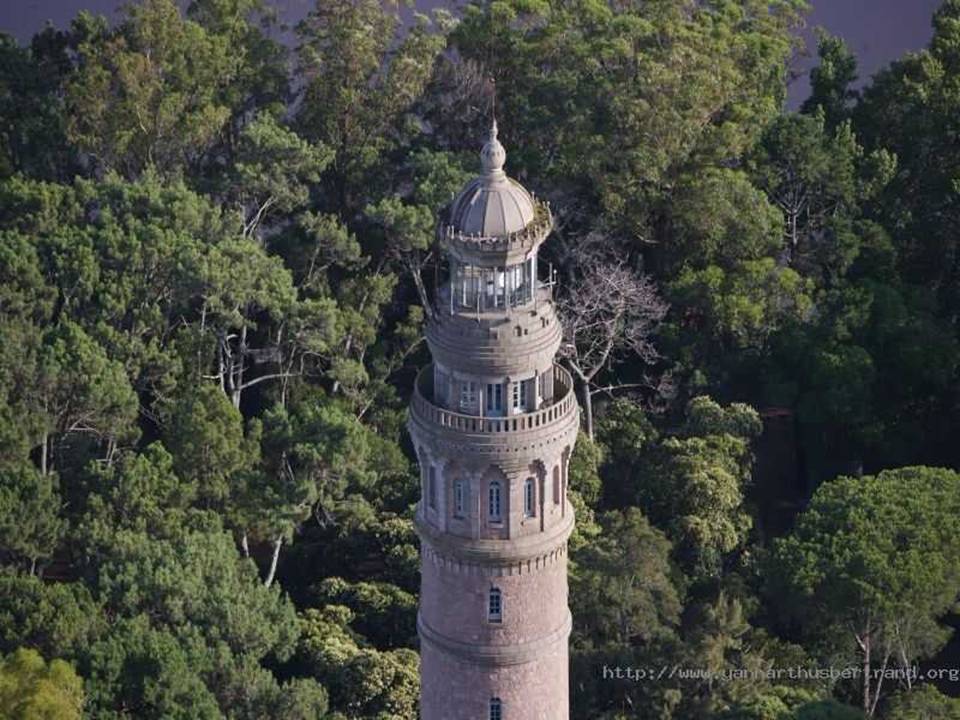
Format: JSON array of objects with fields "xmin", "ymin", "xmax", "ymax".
[
  {"xmin": 415, "ymin": 506, "xmax": 575, "ymax": 569},
  {"xmin": 418, "ymin": 609, "xmax": 572, "ymax": 667}
]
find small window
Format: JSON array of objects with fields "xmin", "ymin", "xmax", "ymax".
[
  {"xmin": 488, "ymin": 481, "xmax": 502, "ymax": 521},
  {"xmin": 428, "ymin": 467, "xmax": 437, "ymax": 510},
  {"xmin": 486, "ymin": 383, "xmax": 503, "ymax": 413},
  {"xmin": 553, "ymin": 466, "xmax": 561, "ymax": 505},
  {"xmin": 489, "ymin": 697, "xmax": 502, "ymax": 720},
  {"xmin": 460, "ymin": 381, "xmax": 477, "ymax": 411},
  {"xmin": 524, "ymin": 477, "xmax": 535, "ymax": 517},
  {"xmin": 454, "ymin": 479, "xmax": 466, "ymax": 517},
  {"xmin": 488, "ymin": 588, "xmax": 502, "ymax": 623}
]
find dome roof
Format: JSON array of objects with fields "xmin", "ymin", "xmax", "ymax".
[{"xmin": 448, "ymin": 120, "xmax": 536, "ymax": 238}]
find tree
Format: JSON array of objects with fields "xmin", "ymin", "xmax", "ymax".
[
  {"xmin": 557, "ymin": 257, "xmax": 668, "ymax": 439},
  {"xmin": 0, "ymin": 648, "xmax": 84, "ymax": 720},
  {"xmin": 855, "ymin": 0, "xmax": 960, "ymax": 321},
  {"xmin": 640, "ymin": 397, "xmax": 762, "ymax": 580},
  {"xmin": 224, "ymin": 112, "xmax": 332, "ymax": 239},
  {"xmin": 297, "ymin": 605, "xmax": 419, "ymax": 719},
  {"xmin": 365, "ymin": 148, "xmax": 472, "ymax": 317},
  {"xmin": 0, "ymin": 575, "xmax": 103, "ymax": 660},
  {"xmin": 768, "ymin": 467, "xmax": 960, "ymax": 716},
  {"xmin": 801, "ymin": 31, "xmax": 860, "ymax": 128},
  {"xmin": 0, "ymin": 29, "xmax": 74, "ymax": 180},
  {"xmin": 886, "ymin": 684, "xmax": 960, "ymax": 720},
  {"xmin": 65, "ymin": 0, "xmax": 239, "ymax": 178},
  {"xmin": 93, "ymin": 526, "xmax": 299, "ymax": 660},
  {"xmin": 749, "ymin": 113, "xmax": 892, "ymax": 281},
  {"xmin": 295, "ymin": 0, "xmax": 449, "ymax": 215},
  {"xmin": 443, "ymin": 0, "xmax": 806, "ymax": 240},
  {"xmin": 571, "ymin": 508, "xmax": 681, "ymax": 648},
  {"xmin": 311, "ymin": 577, "xmax": 417, "ymax": 649},
  {"xmin": 32, "ymin": 321, "xmax": 139, "ymax": 474},
  {"xmin": 81, "ymin": 616, "xmax": 223, "ymax": 720},
  {"xmin": 237, "ymin": 397, "xmax": 379, "ymax": 587},
  {"xmin": 0, "ymin": 461, "xmax": 63, "ymax": 573},
  {"xmin": 162, "ymin": 383, "xmax": 256, "ymax": 508}
]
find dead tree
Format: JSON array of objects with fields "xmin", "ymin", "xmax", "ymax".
[{"xmin": 556, "ymin": 255, "xmax": 668, "ymax": 439}]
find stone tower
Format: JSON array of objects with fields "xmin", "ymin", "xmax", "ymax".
[{"xmin": 409, "ymin": 121, "xmax": 580, "ymax": 720}]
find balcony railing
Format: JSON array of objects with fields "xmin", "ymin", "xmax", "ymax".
[{"xmin": 410, "ymin": 364, "xmax": 578, "ymax": 436}]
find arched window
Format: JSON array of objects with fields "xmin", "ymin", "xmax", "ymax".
[
  {"xmin": 488, "ymin": 481, "xmax": 502, "ymax": 521},
  {"xmin": 428, "ymin": 467, "xmax": 437, "ymax": 509},
  {"xmin": 488, "ymin": 588, "xmax": 502, "ymax": 623},
  {"xmin": 553, "ymin": 466, "xmax": 561, "ymax": 505},
  {"xmin": 489, "ymin": 697, "xmax": 502, "ymax": 720},
  {"xmin": 523, "ymin": 477, "xmax": 535, "ymax": 517},
  {"xmin": 454, "ymin": 479, "xmax": 466, "ymax": 518}
]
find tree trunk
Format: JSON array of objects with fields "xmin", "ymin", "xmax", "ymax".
[
  {"xmin": 241, "ymin": 532, "xmax": 250, "ymax": 558},
  {"xmin": 862, "ymin": 630, "xmax": 872, "ymax": 716},
  {"xmin": 264, "ymin": 536, "xmax": 283, "ymax": 587},
  {"xmin": 580, "ymin": 381, "xmax": 594, "ymax": 440},
  {"xmin": 40, "ymin": 432, "xmax": 48, "ymax": 475},
  {"xmin": 231, "ymin": 325, "xmax": 247, "ymax": 409}
]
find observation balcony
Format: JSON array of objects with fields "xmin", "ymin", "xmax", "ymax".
[{"xmin": 408, "ymin": 363, "xmax": 579, "ymax": 459}]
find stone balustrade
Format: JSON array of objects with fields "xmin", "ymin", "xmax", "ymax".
[{"xmin": 411, "ymin": 364, "xmax": 576, "ymax": 437}]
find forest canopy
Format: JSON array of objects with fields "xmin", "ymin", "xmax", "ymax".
[{"xmin": 1, "ymin": 0, "xmax": 960, "ymax": 718}]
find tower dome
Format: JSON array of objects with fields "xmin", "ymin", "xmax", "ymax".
[{"xmin": 448, "ymin": 120, "xmax": 536, "ymax": 237}]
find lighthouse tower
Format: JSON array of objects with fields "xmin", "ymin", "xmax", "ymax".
[{"xmin": 409, "ymin": 121, "xmax": 580, "ymax": 720}]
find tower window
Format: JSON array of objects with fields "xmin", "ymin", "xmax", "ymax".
[
  {"xmin": 488, "ymin": 588, "xmax": 502, "ymax": 623},
  {"xmin": 553, "ymin": 466, "xmax": 561, "ymax": 505},
  {"xmin": 524, "ymin": 477, "xmax": 535, "ymax": 517},
  {"xmin": 428, "ymin": 467, "xmax": 437, "ymax": 510},
  {"xmin": 486, "ymin": 383, "xmax": 503, "ymax": 413},
  {"xmin": 460, "ymin": 381, "xmax": 477, "ymax": 411},
  {"xmin": 489, "ymin": 697, "xmax": 502, "ymax": 720},
  {"xmin": 512, "ymin": 381, "xmax": 527, "ymax": 413},
  {"xmin": 454, "ymin": 479, "xmax": 466, "ymax": 518},
  {"xmin": 488, "ymin": 481, "xmax": 502, "ymax": 521}
]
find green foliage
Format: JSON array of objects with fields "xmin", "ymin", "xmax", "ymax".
[
  {"xmin": 79, "ymin": 443, "xmax": 201, "ymax": 551},
  {"xmin": 94, "ymin": 527, "xmax": 300, "ymax": 659},
  {"xmin": 82, "ymin": 616, "xmax": 223, "ymax": 719},
  {"xmin": 571, "ymin": 508, "xmax": 681, "ymax": 647},
  {"xmin": 640, "ymin": 397, "xmax": 762, "ymax": 579},
  {"xmin": 886, "ymin": 684, "xmax": 960, "ymax": 720},
  {"xmin": 227, "ymin": 111, "xmax": 333, "ymax": 237},
  {"xmin": 0, "ymin": 462, "xmax": 63, "ymax": 569},
  {"xmin": 66, "ymin": 0, "xmax": 239, "ymax": 177},
  {"xmin": 5, "ymin": 1, "xmax": 960, "ymax": 717},
  {"xmin": 792, "ymin": 701, "xmax": 866, "ymax": 720},
  {"xmin": 0, "ymin": 575, "xmax": 103, "ymax": 660},
  {"xmin": 0, "ymin": 648, "xmax": 84, "ymax": 720},
  {"xmin": 295, "ymin": 0, "xmax": 449, "ymax": 212},
  {"xmin": 801, "ymin": 31, "xmax": 860, "ymax": 128},
  {"xmin": 163, "ymin": 383, "xmax": 256, "ymax": 506},
  {"xmin": 298, "ymin": 605, "xmax": 419, "ymax": 719},
  {"xmin": 446, "ymin": 0, "xmax": 806, "ymax": 237},
  {"xmin": 312, "ymin": 577, "xmax": 417, "ymax": 649},
  {"xmin": 768, "ymin": 467, "xmax": 960, "ymax": 711}
]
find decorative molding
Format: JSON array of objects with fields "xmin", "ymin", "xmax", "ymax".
[
  {"xmin": 416, "ymin": 509, "xmax": 574, "ymax": 569},
  {"xmin": 418, "ymin": 609, "xmax": 572, "ymax": 667}
]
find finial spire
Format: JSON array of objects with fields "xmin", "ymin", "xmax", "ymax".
[{"xmin": 480, "ymin": 81, "xmax": 506, "ymax": 178}]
